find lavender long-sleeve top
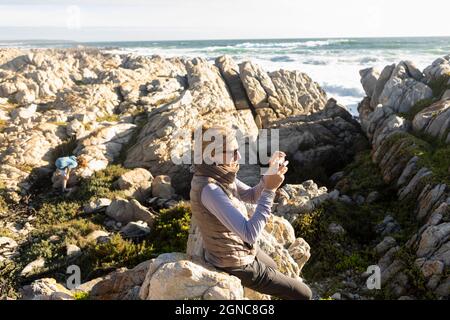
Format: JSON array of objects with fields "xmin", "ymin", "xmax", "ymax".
[{"xmin": 200, "ymin": 178, "xmax": 275, "ymax": 245}]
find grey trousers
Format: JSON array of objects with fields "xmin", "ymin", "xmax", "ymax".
[{"xmin": 217, "ymin": 249, "xmax": 313, "ymax": 300}]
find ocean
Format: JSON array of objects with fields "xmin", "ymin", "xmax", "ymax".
[{"xmin": 2, "ymin": 37, "xmax": 449, "ymax": 116}]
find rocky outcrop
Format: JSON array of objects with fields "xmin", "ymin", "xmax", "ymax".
[
  {"xmin": 239, "ymin": 61, "xmax": 327, "ymax": 127},
  {"xmin": 0, "ymin": 49, "xmax": 361, "ymax": 200},
  {"xmin": 412, "ymin": 99, "xmax": 450, "ymax": 143},
  {"xmin": 269, "ymin": 99, "xmax": 368, "ymax": 183},
  {"xmin": 106, "ymin": 197, "xmax": 157, "ymax": 227},
  {"xmin": 21, "ymin": 278, "xmax": 74, "ymax": 300},
  {"xmin": 357, "ymin": 55, "xmax": 450, "ymax": 299},
  {"xmin": 273, "ymin": 180, "xmax": 330, "ymax": 223},
  {"xmin": 139, "ymin": 253, "xmax": 244, "ymax": 300}
]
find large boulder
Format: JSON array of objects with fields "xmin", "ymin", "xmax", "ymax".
[
  {"xmin": 21, "ymin": 278, "xmax": 74, "ymax": 300},
  {"xmin": 359, "ymin": 67, "xmax": 380, "ymax": 97},
  {"xmin": 84, "ymin": 260, "xmax": 152, "ymax": 300},
  {"xmin": 424, "ymin": 55, "xmax": 450, "ymax": 82},
  {"xmin": 113, "ymin": 168, "xmax": 153, "ymax": 202},
  {"xmin": 139, "ymin": 253, "xmax": 244, "ymax": 300},
  {"xmin": 269, "ymin": 99, "xmax": 368, "ymax": 183},
  {"xmin": 74, "ymin": 122, "xmax": 136, "ymax": 175},
  {"xmin": 106, "ymin": 198, "xmax": 157, "ymax": 227},
  {"xmin": 239, "ymin": 61, "xmax": 327, "ymax": 127},
  {"xmin": 412, "ymin": 99, "xmax": 450, "ymax": 143}
]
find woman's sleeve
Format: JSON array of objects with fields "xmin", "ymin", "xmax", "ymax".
[
  {"xmin": 235, "ymin": 178, "xmax": 265, "ymax": 204},
  {"xmin": 201, "ymin": 183, "xmax": 275, "ymax": 245}
]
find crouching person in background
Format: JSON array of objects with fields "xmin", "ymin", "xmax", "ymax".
[{"xmin": 54, "ymin": 155, "xmax": 88, "ymax": 193}]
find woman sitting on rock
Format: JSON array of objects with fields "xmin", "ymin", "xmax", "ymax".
[
  {"xmin": 190, "ymin": 125, "xmax": 312, "ymax": 300},
  {"xmin": 54, "ymin": 155, "xmax": 88, "ymax": 193}
]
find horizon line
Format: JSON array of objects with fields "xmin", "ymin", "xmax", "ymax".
[{"xmin": 1, "ymin": 34, "xmax": 450, "ymax": 44}]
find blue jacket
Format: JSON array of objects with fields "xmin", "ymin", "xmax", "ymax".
[{"xmin": 55, "ymin": 156, "xmax": 78, "ymax": 170}]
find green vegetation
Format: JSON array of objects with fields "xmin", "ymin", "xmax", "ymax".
[
  {"xmin": 295, "ymin": 145, "xmax": 442, "ymax": 298},
  {"xmin": 1, "ymin": 164, "xmax": 193, "ymax": 298},
  {"xmin": 73, "ymin": 291, "xmax": 90, "ymax": 300},
  {"xmin": 150, "ymin": 202, "xmax": 192, "ymax": 254},
  {"xmin": 335, "ymin": 150, "xmax": 385, "ymax": 196},
  {"xmin": 293, "ymin": 200, "xmax": 379, "ymax": 280},
  {"xmin": 0, "ymin": 119, "xmax": 7, "ymax": 133},
  {"xmin": 382, "ymin": 131, "xmax": 450, "ymax": 186},
  {"xmin": 96, "ymin": 114, "xmax": 121, "ymax": 123},
  {"xmin": 72, "ymin": 164, "xmax": 130, "ymax": 202}
]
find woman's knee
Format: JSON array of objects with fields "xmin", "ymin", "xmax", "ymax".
[{"xmin": 293, "ymin": 282, "xmax": 313, "ymax": 300}]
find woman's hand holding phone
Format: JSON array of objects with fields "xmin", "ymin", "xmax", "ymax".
[{"xmin": 263, "ymin": 151, "xmax": 289, "ymax": 192}]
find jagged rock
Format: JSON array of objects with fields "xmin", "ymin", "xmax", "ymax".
[
  {"xmin": 274, "ymin": 181, "xmax": 329, "ymax": 223},
  {"xmin": 215, "ymin": 55, "xmax": 252, "ymax": 111},
  {"xmin": 416, "ymin": 184, "xmax": 447, "ymax": 221},
  {"xmin": 238, "ymin": 60, "xmax": 327, "ymax": 127},
  {"xmin": 119, "ymin": 221, "xmax": 151, "ymax": 239},
  {"xmin": 378, "ymin": 246, "xmax": 400, "ymax": 272},
  {"xmin": 416, "ymin": 223, "xmax": 450, "ymax": 258},
  {"xmin": 21, "ymin": 278, "xmax": 74, "ymax": 300},
  {"xmin": 287, "ymin": 238, "xmax": 311, "ymax": 273},
  {"xmin": 84, "ymin": 260, "xmax": 151, "ymax": 300},
  {"xmin": 264, "ymin": 214, "xmax": 296, "ymax": 246},
  {"xmin": 270, "ymin": 99, "xmax": 368, "ymax": 184},
  {"xmin": 361, "ymin": 60, "xmax": 433, "ymax": 115},
  {"xmin": 375, "ymin": 237, "xmax": 397, "ymax": 256},
  {"xmin": 83, "ymin": 198, "xmax": 112, "ymax": 214},
  {"xmin": 412, "ymin": 99, "xmax": 450, "ymax": 143},
  {"xmin": 423, "ymin": 55, "xmax": 450, "ymax": 82},
  {"xmin": 415, "ymin": 259, "xmax": 444, "ymax": 278},
  {"xmin": 377, "ymin": 61, "xmax": 432, "ymax": 114},
  {"xmin": 106, "ymin": 198, "xmax": 156, "ymax": 226},
  {"xmin": 124, "ymin": 57, "xmax": 258, "ymax": 195},
  {"xmin": 366, "ymin": 191, "xmax": 381, "ymax": 204},
  {"xmin": 10, "ymin": 104, "xmax": 37, "ymax": 123},
  {"xmin": 20, "ymin": 257, "xmax": 46, "ymax": 277},
  {"xmin": 86, "ymin": 230, "xmax": 110, "ymax": 244},
  {"xmin": 375, "ymin": 215, "xmax": 401, "ymax": 237},
  {"xmin": 113, "ymin": 168, "xmax": 153, "ymax": 202},
  {"xmin": 74, "ymin": 122, "xmax": 137, "ymax": 175},
  {"xmin": 359, "ymin": 67, "xmax": 380, "ymax": 97},
  {"xmin": 151, "ymin": 175, "xmax": 175, "ymax": 199},
  {"xmin": 442, "ymin": 89, "xmax": 450, "ymax": 100},
  {"xmin": 66, "ymin": 244, "xmax": 81, "ymax": 258},
  {"xmin": 370, "ymin": 64, "xmax": 396, "ymax": 109},
  {"xmin": 139, "ymin": 253, "xmax": 244, "ymax": 300},
  {"xmin": 328, "ymin": 223, "xmax": 346, "ymax": 236},
  {"xmin": 0, "ymin": 236, "xmax": 18, "ymax": 261}
]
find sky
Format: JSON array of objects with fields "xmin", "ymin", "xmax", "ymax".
[{"xmin": 0, "ymin": 0, "xmax": 449, "ymax": 41}]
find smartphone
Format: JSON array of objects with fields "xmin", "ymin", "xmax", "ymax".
[{"xmin": 263, "ymin": 159, "xmax": 289, "ymax": 175}]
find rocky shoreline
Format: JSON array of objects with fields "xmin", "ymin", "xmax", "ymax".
[{"xmin": 0, "ymin": 48, "xmax": 448, "ymax": 300}]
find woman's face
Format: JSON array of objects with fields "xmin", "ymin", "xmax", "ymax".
[{"xmin": 214, "ymin": 138, "xmax": 241, "ymax": 166}]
